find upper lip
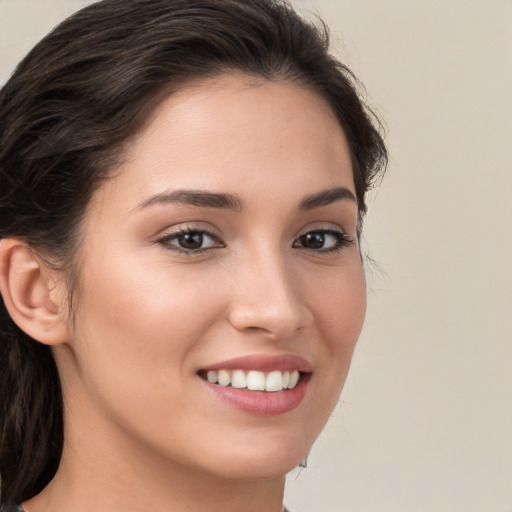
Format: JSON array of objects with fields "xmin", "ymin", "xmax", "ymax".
[{"xmin": 199, "ymin": 354, "xmax": 313, "ymax": 373}]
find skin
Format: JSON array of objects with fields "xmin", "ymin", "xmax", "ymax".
[{"xmin": 22, "ymin": 75, "xmax": 366, "ymax": 512}]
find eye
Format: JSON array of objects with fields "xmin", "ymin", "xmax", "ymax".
[
  {"xmin": 158, "ymin": 228, "xmax": 224, "ymax": 254},
  {"xmin": 293, "ymin": 229, "xmax": 354, "ymax": 253}
]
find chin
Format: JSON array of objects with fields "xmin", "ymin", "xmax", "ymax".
[
  {"xmin": 199, "ymin": 436, "xmax": 312, "ymax": 481},
  {"xmin": 213, "ymin": 457, "xmax": 303, "ymax": 481}
]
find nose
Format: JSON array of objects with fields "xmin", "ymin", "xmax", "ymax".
[{"xmin": 227, "ymin": 252, "xmax": 313, "ymax": 340}]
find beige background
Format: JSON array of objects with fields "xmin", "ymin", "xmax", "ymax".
[{"xmin": 1, "ymin": 1, "xmax": 511, "ymax": 511}]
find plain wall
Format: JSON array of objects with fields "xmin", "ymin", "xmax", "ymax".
[{"xmin": 1, "ymin": 1, "xmax": 510, "ymax": 511}]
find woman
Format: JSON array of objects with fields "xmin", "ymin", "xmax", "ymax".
[{"xmin": 0, "ymin": 0, "xmax": 387, "ymax": 511}]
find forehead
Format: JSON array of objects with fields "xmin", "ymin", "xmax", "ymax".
[{"xmin": 98, "ymin": 74, "xmax": 354, "ymax": 209}]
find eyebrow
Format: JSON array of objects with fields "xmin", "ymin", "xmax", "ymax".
[
  {"xmin": 138, "ymin": 189, "xmax": 245, "ymax": 211},
  {"xmin": 298, "ymin": 187, "xmax": 357, "ymax": 210},
  {"xmin": 137, "ymin": 186, "xmax": 356, "ymax": 212}
]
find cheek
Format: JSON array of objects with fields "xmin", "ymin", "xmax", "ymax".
[
  {"xmin": 70, "ymin": 251, "xmax": 225, "ymax": 396},
  {"xmin": 312, "ymin": 258, "xmax": 366, "ymax": 343},
  {"xmin": 65, "ymin": 253, "xmax": 231, "ymax": 447},
  {"xmin": 78, "ymin": 249, "xmax": 219, "ymax": 338},
  {"xmin": 307, "ymin": 257, "xmax": 366, "ymax": 386}
]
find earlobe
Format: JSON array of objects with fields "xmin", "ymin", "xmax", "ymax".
[{"xmin": 0, "ymin": 238, "xmax": 70, "ymax": 346}]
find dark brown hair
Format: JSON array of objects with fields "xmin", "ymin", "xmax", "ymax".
[{"xmin": 0, "ymin": 0, "xmax": 387, "ymax": 504}]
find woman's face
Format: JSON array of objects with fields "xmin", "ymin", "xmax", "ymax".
[{"xmin": 58, "ymin": 75, "xmax": 366, "ymax": 479}]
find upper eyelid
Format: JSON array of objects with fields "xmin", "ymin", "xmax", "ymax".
[
  {"xmin": 158, "ymin": 225, "xmax": 349, "ymax": 237},
  {"xmin": 157, "ymin": 224, "xmax": 221, "ymax": 238},
  {"xmin": 294, "ymin": 224, "xmax": 350, "ymax": 239}
]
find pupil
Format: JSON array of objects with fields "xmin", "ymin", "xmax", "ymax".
[
  {"xmin": 303, "ymin": 232, "xmax": 325, "ymax": 249},
  {"xmin": 179, "ymin": 232, "xmax": 203, "ymax": 249}
]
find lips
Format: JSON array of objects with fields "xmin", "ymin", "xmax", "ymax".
[
  {"xmin": 200, "ymin": 353, "xmax": 312, "ymax": 373},
  {"xmin": 198, "ymin": 354, "xmax": 312, "ymax": 416}
]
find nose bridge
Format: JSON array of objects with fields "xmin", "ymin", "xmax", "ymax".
[{"xmin": 228, "ymin": 244, "xmax": 312, "ymax": 338}]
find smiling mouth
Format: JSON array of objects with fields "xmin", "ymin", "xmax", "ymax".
[{"xmin": 198, "ymin": 369, "xmax": 304, "ymax": 392}]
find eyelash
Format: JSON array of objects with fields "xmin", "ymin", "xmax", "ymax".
[
  {"xmin": 157, "ymin": 227, "xmax": 354, "ymax": 255},
  {"xmin": 292, "ymin": 229, "xmax": 354, "ymax": 253},
  {"xmin": 157, "ymin": 227, "xmax": 224, "ymax": 255}
]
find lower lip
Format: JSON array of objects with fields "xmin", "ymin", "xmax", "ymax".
[{"xmin": 200, "ymin": 374, "xmax": 311, "ymax": 416}]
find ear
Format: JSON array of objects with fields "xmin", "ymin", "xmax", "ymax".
[{"xmin": 0, "ymin": 238, "xmax": 70, "ymax": 346}]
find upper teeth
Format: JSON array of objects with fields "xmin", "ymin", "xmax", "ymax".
[{"xmin": 205, "ymin": 369, "xmax": 300, "ymax": 392}]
